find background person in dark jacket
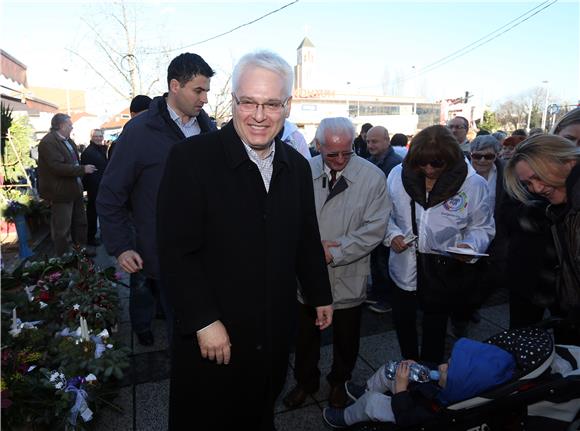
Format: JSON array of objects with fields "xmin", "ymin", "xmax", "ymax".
[
  {"xmin": 353, "ymin": 122, "xmax": 372, "ymax": 158},
  {"xmin": 157, "ymin": 50, "xmax": 333, "ymax": 431},
  {"xmin": 38, "ymin": 113, "xmax": 97, "ymax": 256},
  {"xmin": 107, "ymin": 95, "xmax": 152, "ymax": 159},
  {"xmin": 80, "ymin": 128, "xmax": 108, "ymax": 246},
  {"xmin": 365, "ymin": 125, "xmax": 402, "ymax": 314},
  {"xmin": 97, "ymin": 53, "xmax": 215, "ymax": 346}
]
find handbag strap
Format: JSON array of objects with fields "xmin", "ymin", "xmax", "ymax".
[{"xmin": 410, "ymin": 199, "xmax": 418, "ymax": 236}]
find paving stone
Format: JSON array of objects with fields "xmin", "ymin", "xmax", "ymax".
[
  {"xmin": 358, "ymin": 332, "xmax": 403, "ymax": 370},
  {"xmin": 275, "ymin": 403, "xmax": 324, "ymax": 431},
  {"xmin": 93, "ymin": 385, "xmax": 133, "ymax": 431},
  {"xmin": 131, "ymin": 349, "xmax": 171, "ymax": 385},
  {"xmin": 135, "ymin": 379, "xmax": 169, "ymax": 431}
]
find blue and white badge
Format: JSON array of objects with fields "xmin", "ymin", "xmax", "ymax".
[{"xmin": 443, "ymin": 192, "xmax": 468, "ymax": 212}]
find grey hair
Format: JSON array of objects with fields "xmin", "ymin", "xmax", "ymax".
[
  {"xmin": 315, "ymin": 117, "xmax": 356, "ymax": 147},
  {"xmin": 50, "ymin": 113, "xmax": 71, "ymax": 132},
  {"xmin": 232, "ymin": 50, "xmax": 293, "ymax": 98},
  {"xmin": 504, "ymin": 134, "xmax": 580, "ymax": 204},
  {"xmin": 491, "ymin": 131, "xmax": 507, "ymax": 142},
  {"xmin": 470, "ymin": 135, "xmax": 501, "ymax": 154}
]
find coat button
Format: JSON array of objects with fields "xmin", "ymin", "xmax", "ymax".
[
  {"xmin": 262, "ymin": 213, "xmax": 267, "ymax": 221},
  {"xmin": 256, "ymin": 345, "xmax": 262, "ymax": 351}
]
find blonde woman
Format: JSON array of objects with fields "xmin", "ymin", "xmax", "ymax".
[{"xmin": 504, "ymin": 134, "xmax": 580, "ymax": 342}]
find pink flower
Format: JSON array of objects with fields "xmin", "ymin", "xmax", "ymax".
[{"xmin": 47, "ymin": 272, "xmax": 62, "ymax": 283}]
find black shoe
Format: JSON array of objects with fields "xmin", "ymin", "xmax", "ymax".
[
  {"xmin": 328, "ymin": 384, "xmax": 348, "ymax": 408},
  {"xmin": 368, "ymin": 302, "xmax": 392, "ymax": 314},
  {"xmin": 323, "ymin": 407, "xmax": 348, "ymax": 429},
  {"xmin": 136, "ymin": 330, "xmax": 154, "ymax": 346},
  {"xmin": 283, "ymin": 385, "xmax": 315, "ymax": 409}
]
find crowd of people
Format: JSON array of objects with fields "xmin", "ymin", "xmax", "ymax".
[{"xmin": 32, "ymin": 49, "xmax": 580, "ymax": 430}]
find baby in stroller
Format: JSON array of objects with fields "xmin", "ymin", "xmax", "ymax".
[{"xmin": 322, "ymin": 338, "xmax": 516, "ymax": 428}]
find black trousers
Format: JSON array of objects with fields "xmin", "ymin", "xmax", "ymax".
[
  {"xmin": 391, "ymin": 287, "xmax": 448, "ymax": 364},
  {"xmin": 86, "ymin": 192, "xmax": 98, "ymax": 242},
  {"xmin": 294, "ymin": 303, "xmax": 362, "ymax": 390},
  {"xmin": 370, "ymin": 244, "xmax": 392, "ymax": 302}
]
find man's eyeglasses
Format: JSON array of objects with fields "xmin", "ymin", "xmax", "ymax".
[
  {"xmin": 471, "ymin": 153, "xmax": 496, "ymax": 161},
  {"xmin": 232, "ymin": 93, "xmax": 289, "ymax": 113},
  {"xmin": 447, "ymin": 125, "xmax": 466, "ymax": 130},
  {"xmin": 418, "ymin": 160, "xmax": 446, "ymax": 168},
  {"xmin": 325, "ymin": 151, "xmax": 355, "ymax": 158}
]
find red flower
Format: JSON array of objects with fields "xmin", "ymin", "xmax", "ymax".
[
  {"xmin": 38, "ymin": 290, "xmax": 51, "ymax": 301},
  {"xmin": 1, "ymin": 390, "xmax": 13, "ymax": 409}
]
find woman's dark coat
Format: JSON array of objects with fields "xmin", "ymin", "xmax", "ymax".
[{"xmin": 157, "ymin": 121, "xmax": 332, "ymax": 430}]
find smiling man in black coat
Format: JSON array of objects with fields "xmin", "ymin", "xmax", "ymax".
[{"xmin": 157, "ymin": 50, "xmax": 333, "ymax": 431}]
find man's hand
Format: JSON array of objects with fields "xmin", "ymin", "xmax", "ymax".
[
  {"xmin": 197, "ymin": 320, "xmax": 231, "ymax": 365},
  {"xmin": 315, "ymin": 305, "xmax": 333, "ymax": 330},
  {"xmin": 390, "ymin": 235, "xmax": 409, "ymax": 254},
  {"xmin": 83, "ymin": 164, "xmax": 97, "ymax": 174},
  {"xmin": 394, "ymin": 360, "xmax": 412, "ymax": 394},
  {"xmin": 321, "ymin": 240, "xmax": 340, "ymax": 264},
  {"xmin": 117, "ymin": 250, "xmax": 143, "ymax": 273}
]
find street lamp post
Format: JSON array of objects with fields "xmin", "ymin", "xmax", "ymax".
[
  {"xmin": 541, "ymin": 80, "xmax": 549, "ymax": 131},
  {"xmin": 64, "ymin": 68, "xmax": 71, "ymax": 116},
  {"xmin": 412, "ymin": 65, "xmax": 417, "ymax": 115}
]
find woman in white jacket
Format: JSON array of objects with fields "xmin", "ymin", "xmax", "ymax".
[{"xmin": 385, "ymin": 125, "xmax": 495, "ymax": 364}]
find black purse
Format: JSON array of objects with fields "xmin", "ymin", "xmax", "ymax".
[{"xmin": 411, "ymin": 200, "xmax": 480, "ymax": 310}]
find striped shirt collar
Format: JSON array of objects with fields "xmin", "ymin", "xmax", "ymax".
[{"xmin": 166, "ymin": 103, "xmax": 200, "ymax": 137}]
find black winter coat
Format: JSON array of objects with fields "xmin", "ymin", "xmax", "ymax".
[
  {"xmin": 80, "ymin": 141, "xmax": 108, "ymax": 196},
  {"xmin": 157, "ymin": 121, "xmax": 333, "ymax": 430}
]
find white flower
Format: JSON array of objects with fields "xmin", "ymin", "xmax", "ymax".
[
  {"xmin": 73, "ymin": 304, "xmax": 80, "ymax": 311},
  {"xmin": 106, "ymin": 344, "xmax": 114, "ymax": 349},
  {"xmin": 55, "ymin": 382, "xmax": 63, "ymax": 390},
  {"xmin": 50, "ymin": 372, "xmax": 59, "ymax": 382},
  {"xmin": 85, "ymin": 374, "xmax": 97, "ymax": 382}
]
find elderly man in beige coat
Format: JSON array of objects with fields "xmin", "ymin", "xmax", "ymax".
[
  {"xmin": 284, "ymin": 117, "xmax": 391, "ymax": 409},
  {"xmin": 38, "ymin": 113, "xmax": 96, "ymax": 255}
]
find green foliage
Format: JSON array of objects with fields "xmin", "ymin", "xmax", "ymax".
[
  {"xmin": 2, "ymin": 115, "xmax": 35, "ymax": 183},
  {"xmin": 1, "ymin": 251, "xmax": 129, "ymax": 430},
  {"xmin": 1, "ymin": 190, "xmax": 32, "ymax": 222},
  {"xmin": 478, "ymin": 110, "xmax": 501, "ymax": 132}
]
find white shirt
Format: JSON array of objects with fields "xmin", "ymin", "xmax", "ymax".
[{"xmin": 242, "ymin": 141, "xmax": 275, "ymax": 192}]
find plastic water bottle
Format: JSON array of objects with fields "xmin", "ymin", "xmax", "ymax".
[{"xmin": 383, "ymin": 360, "xmax": 440, "ymax": 383}]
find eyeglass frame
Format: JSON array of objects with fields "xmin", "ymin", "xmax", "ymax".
[
  {"xmin": 324, "ymin": 151, "xmax": 355, "ymax": 159},
  {"xmin": 470, "ymin": 153, "xmax": 496, "ymax": 161},
  {"xmin": 232, "ymin": 93, "xmax": 290, "ymax": 113}
]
